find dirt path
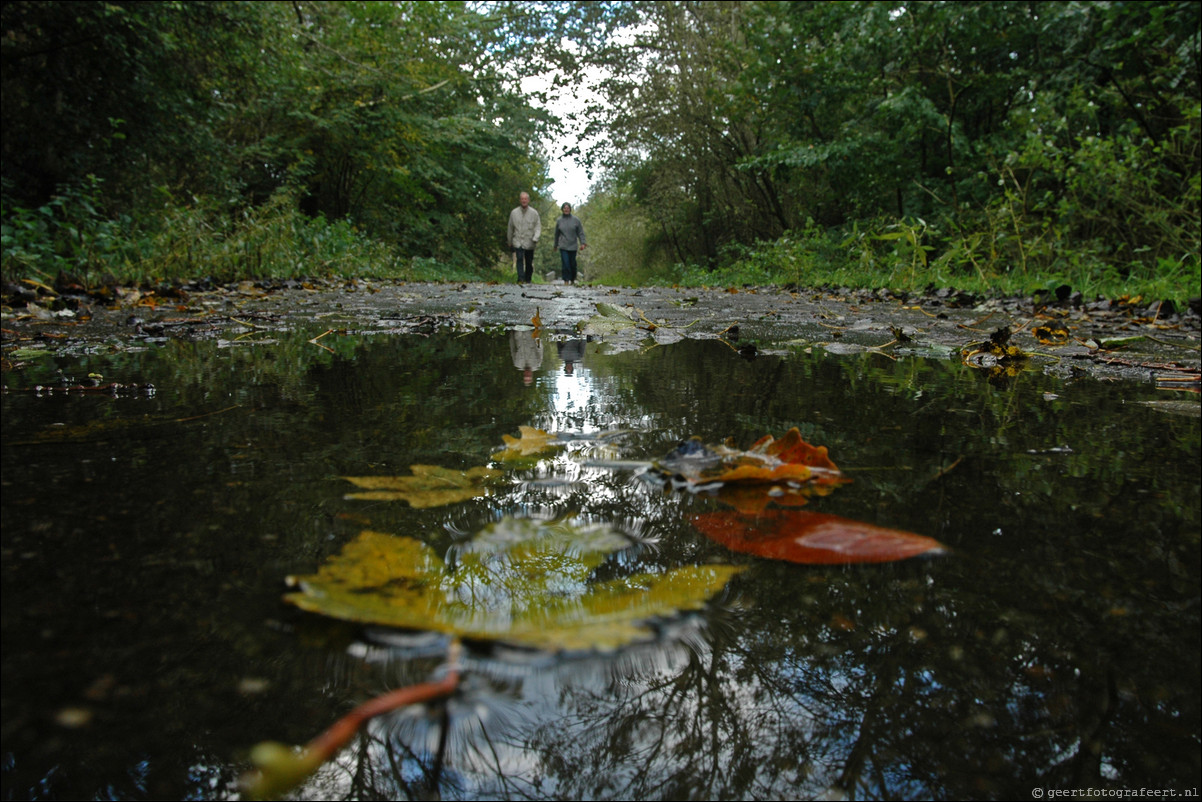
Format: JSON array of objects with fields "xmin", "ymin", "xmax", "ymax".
[{"xmin": 4, "ymin": 279, "xmax": 1199, "ymax": 389}]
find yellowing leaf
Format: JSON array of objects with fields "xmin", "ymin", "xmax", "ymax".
[
  {"xmin": 493, "ymin": 426, "xmax": 563, "ymax": 460},
  {"xmin": 1033, "ymin": 324, "xmax": 1070, "ymax": 345},
  {"xmin": 342, "ymin": 465, "xmax": 503, "ymax": 508},
  {"xmin": 284, "ymin": 520, "xmax": 743, "ymax": 652}
]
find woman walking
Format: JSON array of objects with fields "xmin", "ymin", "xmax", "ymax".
[{"xmin": 553, "ymin": 203, "xmax": 587, "ymax": 285}]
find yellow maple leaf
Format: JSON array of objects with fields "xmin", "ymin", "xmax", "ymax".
[{"xmin": 493, "ymin": 426, "xmax": 563, "ymax": 460}]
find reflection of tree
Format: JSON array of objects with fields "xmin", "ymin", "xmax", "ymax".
[{"xmin": 5, "ymin": 332, "xmax": 1195, "ymax": 799}]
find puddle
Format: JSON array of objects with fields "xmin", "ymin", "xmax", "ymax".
[{"xmin": 2, "ymin": 329, "xmax": 1199, "ymax": 799}]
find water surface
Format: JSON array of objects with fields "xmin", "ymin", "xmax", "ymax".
[{"xmin": 2, "ymin": 329, "xmax": 1198, "ymax": 800}]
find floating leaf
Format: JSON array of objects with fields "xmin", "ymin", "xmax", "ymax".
[
  {"xmin": 343, "ymin": 465, "xmax": 503, "ymax": 508},
  {"xmin": 284, "ymin": 520, "xmax": 743, "ymax": 652},
  {"xmin": 657, "ymin": 428, "xmax": 849, "ymax": 488},
  {"xmin": 691, "ymin": 509, "xmax": 946, "ymax": 565},
  {"xmin": 492, "ymin": 425, "xmax": 563, "ymax": 460}
]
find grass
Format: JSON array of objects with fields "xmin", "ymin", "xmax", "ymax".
[
  {"xmin": 4, "ymin": 188, "xmax": 1197, "ymax": 305},
  {"xmin": 645, "ymin": 223, "xmax": 1201, "ymax": 307}
]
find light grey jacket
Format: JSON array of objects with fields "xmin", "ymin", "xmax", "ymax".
[
  {"xmin": 508, "ymin": 206, "xmax": 541, "ymax": 250},
  {"xmin": 553, "ymin": 214, "xmax": 587, "ymax": 251}
]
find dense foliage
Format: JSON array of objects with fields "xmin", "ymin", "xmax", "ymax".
[
  {"xmin": 578, "ymin": 1, "xmax": 1200, "ymax": 300},
  {"xmin": 2, "ymin": 1, "xmax": 1199, "ymax": 301},
  {"xmin": 1, "ymin": 1, "xmax": 579, "ymax": 282}
]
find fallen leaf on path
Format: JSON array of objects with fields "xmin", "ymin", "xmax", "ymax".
[{"xmin": 1033, "ymin": 324, "xmax": 1070, "ymax": 345}]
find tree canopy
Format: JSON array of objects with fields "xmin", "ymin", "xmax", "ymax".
[
  {"xmin": 576, "ymin": 1, "xmax": 1198, "ymax": 287},
  {"xmin": 2, "ymin": 1, "xmax": 1198, "ymax": 297},
  {"xmin": 2, "ymin": 1, "xmax": 577, "ymax": 276}
]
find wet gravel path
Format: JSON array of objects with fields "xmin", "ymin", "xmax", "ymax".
[{"xmin": 4, "ymin": 279, "xmax": 1200, "ymax": 389}]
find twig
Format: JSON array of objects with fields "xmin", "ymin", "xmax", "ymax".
[
  {"xmin": 308, "ymin": 329, "xmax": 336, "ymax": 354},
  {"xmin": 243, "ymin": 641, "xmax": 462, "ymax": 800},
  {"xmin": 932, "ymin": 456, "xmax": 963, "ymax": 480},
  {"xmin": 175, "ymin": 405, "xmax": 241, "ymax": 423},
  {"xmin": 230, "ymin": 317, "xmax": 264, "ymax": 330}
]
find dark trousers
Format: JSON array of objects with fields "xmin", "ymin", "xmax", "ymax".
[
  {"xmin": 559, "ymin": 249, "xmax": 578, "ymax": 282},
  {"xmin": 515, "ymin": 248, "xmax": 534, "ymax": 283}
]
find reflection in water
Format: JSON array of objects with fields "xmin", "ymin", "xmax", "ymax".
[
  {"xmin": 1, "ymin": 331, "xmax": 1198, "ymax": 800},
  {"xmin": 510, "ymin": 330, "xmax": 543, "ymax": 386}
]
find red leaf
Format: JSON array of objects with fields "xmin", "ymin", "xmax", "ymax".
[{"xmin": 690, "ymin": 509, "xmax": 946, "ymax": 565}]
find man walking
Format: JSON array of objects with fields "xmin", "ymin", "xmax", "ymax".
[{"xmin": 507, "ymin": 191, "xmax": 540, "ymax": 283}]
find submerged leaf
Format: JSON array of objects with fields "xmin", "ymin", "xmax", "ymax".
[
  {"xmin": 493, "ymin": 426, "xmax": 563, "ymax": 460},
  {"xmin": 691, "ymin": 509, "xmax": 946, "ymax": 565},
  {"xmin": 712, "ymin": 479, "xmax": 840, "ymax": 515},
  {"xmin": 284, "ymin": 520, "xmax": 743, "ymax": 652},
  {"xmin": 343, "ymin": 465, "xmax": 503, "ymax": 508}
]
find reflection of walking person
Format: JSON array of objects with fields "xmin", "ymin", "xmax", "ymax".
[
  {"xmin": 507, "ymin": 192, "xmax": 540, "ymax": 284},
  {"xmin": 510, "ymin": 330, "xmax": 543, "ymax": 386},
  {"xmin": 557, "ymin": 339, "xmax": 585, "ymax": 375},
  {"xmin": 553, "ymin": 203, "xmax": 587, "ymax": 285}
]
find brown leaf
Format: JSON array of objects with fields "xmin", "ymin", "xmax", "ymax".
[{"xmin": 690, "ymin": 509, "xmax": 946, "ymax": 564}]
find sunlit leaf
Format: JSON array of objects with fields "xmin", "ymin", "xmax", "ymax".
[
  {"xmin": 284, "ymin": 520, "xmax": 744, "ymax": 652},
  {"xmin": 342, "ymin": 465, "xmax": 503, "ymax": 508},
  {"xmin": 492, "ymin": 425, "xmax": 563, "ymax": 460},
  {"xmin": 691, "ymin": 509, "xmax": 946, "ymax": 564}
]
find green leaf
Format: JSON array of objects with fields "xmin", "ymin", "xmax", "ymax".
[
  {"xmin": 10, "ymin": 348, "xmax": 53, "ymax": 359},
  {"xmin": 284, "ymin": 520, "xmax": 743, "ymax": 652}
]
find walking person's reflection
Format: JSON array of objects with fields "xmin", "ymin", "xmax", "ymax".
[
  {"xmin": 557, "ymin": 339, "xmax": 585, "ymax": 375},
  {"xmin": 510, "ymin": 330, "xmax": 543, "ymax": 386}
]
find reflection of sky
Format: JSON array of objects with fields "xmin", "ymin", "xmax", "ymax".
[
  {"xmin": 536, "ymin": 337, "xmax": 657, "ymax": 436},
  {"xmin": 545, "ymin": 338, "xmax": 600, "ymax": 433}
]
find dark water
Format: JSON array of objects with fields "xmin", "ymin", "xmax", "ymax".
[{"xmin": 2, "ymin": 329, "xmax": 1199, "ymax": 800}]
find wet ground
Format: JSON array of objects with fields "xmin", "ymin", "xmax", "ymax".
[
  {"xmin": 4, "ymin": 279, "xmax": 1200, "ymax": 388},
  {"xmin": 2, "ymin": 278, "xmax": 1199, "ymax": 800}
]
